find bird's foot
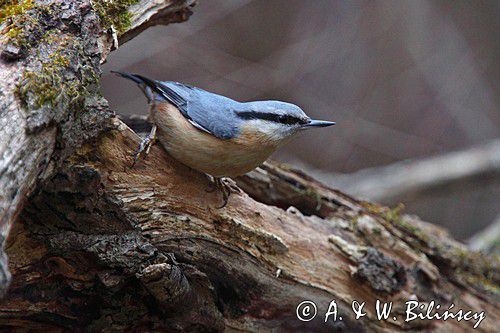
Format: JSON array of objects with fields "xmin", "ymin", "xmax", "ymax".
[
  {"xmin": 131, "ymin": 125, "xmax": 157, "ymax": 168},
  {"xmin": 222, "ymin": 177, "xmax": 241, "ymax": 194},
  {"xmin": 214, "ymin": 177, "xmax": 241, "ymax": 208},
  {"xmin": 205, "ymin": 175, "xmax": 217, "ymax": 193}
]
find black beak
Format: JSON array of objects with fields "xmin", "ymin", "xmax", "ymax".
[{"xmin": 302, "ymin": 119, "xmax": 336, "ymax": 128}]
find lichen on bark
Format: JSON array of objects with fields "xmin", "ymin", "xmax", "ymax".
[
  {"xmin": 0, "ymin": 0, "xmax": 34, "ymax": 23},
  {"xmin": 0, "ymin": 1, "xmax": 54, "ymax": 59},
  {"xmin": 17, "ymin": 31, "xmax": 98, "ymax": 114},
  {"xmin": 90, "ymin": 0, "xmax": 140, "ymax": 35},
  {"xmin": 1, "ymin": 1, "xmax": 103, "ymax": 133}
]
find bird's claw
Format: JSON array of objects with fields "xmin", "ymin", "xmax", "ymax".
[
  {"xmin": 205, "ymin": 175, "xmax": 217, "ymax": 193},
  {"xmin": 222, "ymin": 178, "xmax": 241, "ymax": 194},
  {"xmin": 131, "ymin": 125, "xmax": 157, "ymax": 168},
  {"xmin": 214, "ymin": 177, "xmax": 240, "ymax": 208},
  {"xmin": 131, "ymin": 136, "xmax": 154, "ymax": 167}
]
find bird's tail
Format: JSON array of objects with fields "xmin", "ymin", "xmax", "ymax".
[
  {"xmin": 111, "ymin": 70, "xmax": 145, "ymax": 84},
  {"xmin": 111, "ymin": 70, "xmax": 159, "ymax": 102}
]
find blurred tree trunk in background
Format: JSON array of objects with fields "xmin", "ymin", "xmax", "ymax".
[{"xmin": 0, "ymin": 1, "xmax": 498, "ymax": 331}]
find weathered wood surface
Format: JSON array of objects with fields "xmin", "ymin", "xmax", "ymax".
[
  {"xmin": 0, "ymin": 0, "xmax": 194, "ymax": 295},
  {"xmin": 0, "ymin": 1, "xmax": 498, "ymax": 332},
  {"xmin": 0, "ymin": 119, "xmax": 496, "ymax": 331}
]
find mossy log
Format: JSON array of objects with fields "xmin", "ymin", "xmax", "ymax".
[
  {"xmin": 0, "ymin": 0, "xmax": 193, "ymax": 294},
  {"xmin": 0, "ymin": 1, "xmax": 498, "ymax": 332}
]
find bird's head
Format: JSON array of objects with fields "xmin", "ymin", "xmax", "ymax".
[{"xmin": 235, "ymin": 101, "xmax": 335, "ymax": 142}]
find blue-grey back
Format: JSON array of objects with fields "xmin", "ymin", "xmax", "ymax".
[{"xmin": 158, "ymin": 81, "xmax": 243, "ymax": 140}]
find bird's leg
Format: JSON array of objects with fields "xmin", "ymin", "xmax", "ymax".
[
  {"xmin": 205, "ymin": 174, "xmax": 217, "ymax": 193},
  {"xmin": 221, "ymin": 177, "xmax": 242, "ymax": 194},
  {"xmin": 214, "ymin": 177, "xmax": 241, "ymax": 208},
  {"xmin": 216, "ymin": 177, "xmax": 230, "ymax": 208},
  {"xmin": 132, "ymin": 124, "xmax": 157, "ymax": 167}
]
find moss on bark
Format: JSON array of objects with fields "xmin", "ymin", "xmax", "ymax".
[{"xmin": 91, "ymin": 0, "xmax": 140, "ymax": 35}]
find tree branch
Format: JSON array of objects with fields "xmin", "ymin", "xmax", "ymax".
[{"xmin": 322, "ymin": 140, "xmax": 500, "ymax": 202}]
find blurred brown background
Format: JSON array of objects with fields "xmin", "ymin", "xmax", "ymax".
[{"xmin": 101, "ymin": 0, "xmax": 500, "ymax": 242}]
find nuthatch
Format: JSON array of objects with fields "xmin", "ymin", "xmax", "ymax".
[{"xmin": 112, "ymin": 71, "xmax": 335, "ymax": 207}]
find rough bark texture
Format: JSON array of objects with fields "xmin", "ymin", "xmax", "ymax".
[
  {"xmin": 0, "ymin": 1, "xmax": 498, "ymax": 332},
  {"xmin": 0, "ymin": 0, "xmax": 194, "ymax": 295}
]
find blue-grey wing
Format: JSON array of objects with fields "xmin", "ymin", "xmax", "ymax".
[
  {"xmin": 112, "ymin": 71, "xmax": 240, "ymax": 139},
  {"xmin": 155, "ymin": 81, "xmax": 240, "ymax": 140}
]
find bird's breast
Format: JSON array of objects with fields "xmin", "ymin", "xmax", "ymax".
[{"xmin": 151, "ymin": 102, "xmax": 281, "ymax": 177}]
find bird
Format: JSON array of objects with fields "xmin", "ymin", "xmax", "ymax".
[{"xmin": 112, "ymin": 71, "xmax": 335, "ymax": 207}]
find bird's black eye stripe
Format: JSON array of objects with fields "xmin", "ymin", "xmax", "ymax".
[{"xmin": 236, "ymin": 111, "xmax": 307, "ymax": 125}]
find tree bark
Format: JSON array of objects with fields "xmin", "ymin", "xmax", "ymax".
[
  {"xmin": 0, "ymin": 1, "xmax": 498, "ymax": 332},
  {"xmin": 0, "ymin": 0, "xmax": 193, "ymax": 294}
]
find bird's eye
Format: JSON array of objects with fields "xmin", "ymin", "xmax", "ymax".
[{"xmin": 277, "ymin": 114, "xmax": 303, "ymax": 125}]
